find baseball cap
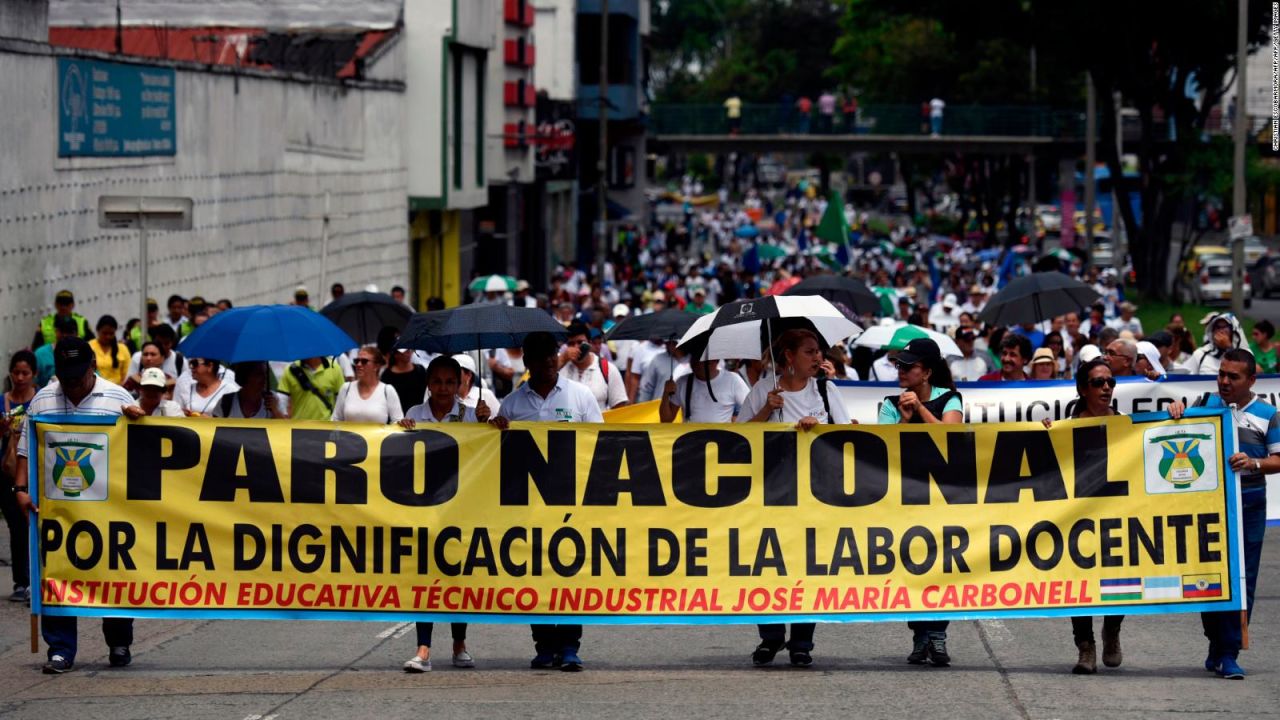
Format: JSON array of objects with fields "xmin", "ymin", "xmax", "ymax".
[
  {"xmin": 1136, "ymin": 341, "xmax": 1163, "ymax": 371},
  {"xmin": 893, "ymin": 338, "xmax": 942, "ymax": 367},
  {"xmin": 451, "ymin": 353, "xmax": 477, "ymax": 375},
  {"xmin": 1078, "ymin": 344, "xmax": 1102, "ymax": 363},
  {"xmin": 55, "ymin": 290, "xmax": 75, "ymax": 304},
  {"xmin": 968, "ymin": 284, "xmax": 987, "ymax": 295},
  {"xmin": 53, "ymin": 337, "xmax": 94, "ymax": 382},
  {"xmin": 516, "ymin": 279, "xmax": 530, "ymax": 292},
  {"xmin": 1031, "ymin": 347, "xmax": 1056, "ymax": 366},
  {"xmin": 612, "ymin": 302, "xmax": 630, "ymax": 318},
  {"xmin": 955, "ymin": 327, "xmax": 977, "ymax": 341},
  {"xmin": 140, "ymin": 367, "xmax": 168, "ymax": 388},
  {"xmin": 942, "ymin": 293, "xmax": 957, "ymax": 309}
]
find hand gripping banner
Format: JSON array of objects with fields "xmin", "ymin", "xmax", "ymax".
[{"xmin": 30, "ymin": 410, "xmax": 1246, "ymax": 624}]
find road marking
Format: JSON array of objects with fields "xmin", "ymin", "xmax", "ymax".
[
  {"xmin": 376, "ymin": 622, "xmax": 411, "ymax": 639},
  {"xmin": 392, "ymin": 624, "xmax": 413, "ymax": 639}
]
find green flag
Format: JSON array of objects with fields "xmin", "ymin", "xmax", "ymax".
[{"xmin": 814, "ymin": 191, "xmax": 849, "ymax": 245}]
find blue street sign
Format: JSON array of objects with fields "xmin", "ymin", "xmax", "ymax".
[{"xmin": 57, "ymin": 58, "xmax": 176, "ymax": 158}]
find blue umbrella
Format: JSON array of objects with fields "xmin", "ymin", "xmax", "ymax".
[
  {"xmin": 734, "ymin": 224, "xmax": 760, "ymax": 239},
  {"xmin": 178, "ymin": 305, "xmax": 357, "ymax": 363}
]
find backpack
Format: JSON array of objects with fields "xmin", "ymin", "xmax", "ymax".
[
  {"xmin": 289, "ymin": 361, "xmax": 335, "ymax": 412},
  {"xmin": 884, "ymin": 389, "xmax": 959, "ymax": 423}
]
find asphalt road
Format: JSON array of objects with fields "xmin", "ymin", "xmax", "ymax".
[{"xmin": 1, "ymin": 527, "xmax": 1278, "ymax": 720}]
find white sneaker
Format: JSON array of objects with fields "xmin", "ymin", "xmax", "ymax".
[
  {"xmin": 403, "ymin": 655, "xmax": 432, "ymax": 673},
  {"xmin": 453, "ymin": 650, "xmax": 475, "ymax": 668}
]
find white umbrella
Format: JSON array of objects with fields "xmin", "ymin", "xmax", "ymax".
[
  {"xmin": 678, "ymin": 296, "xmax": 861, "ymax": 361},
  {"xmin": 853, "ymin": 322, "xmax": 962, "ymax": 358}
]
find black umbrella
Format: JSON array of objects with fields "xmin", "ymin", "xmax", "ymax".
[
  {"xmin": 396, "ymin": 304, "xmax": 568, "ymax": 355},
  {"xmin": 977, "ymin": 272, "xmax": 1102, "ymax": 327},
  {"xmin": 781, "ymin": 275, "xmax": 884, "ymax": 317},
  {"xmin": 605, "ymin": 309, "xmax": 698, "ymax": 342},
  {"xmin": 320, "ymin": 292, "xmax": 412, "ymax": 346}
]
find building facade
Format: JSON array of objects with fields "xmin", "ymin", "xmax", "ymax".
[
  {"xmin": 575, "ymin": 0, "xmax": 650, "ymax": 266},
  {"xmin": 0, "ymin": 1, "xmax": 407, "ymax": 349}
]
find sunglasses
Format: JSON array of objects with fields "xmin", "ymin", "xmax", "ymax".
[
  {"xmin": 1088, "ymin": 377, "xmax": 1117, "ymax": 389},
  {"xmin": 352, "ymin": 358, "xmax": 374, "ymax": 366}
]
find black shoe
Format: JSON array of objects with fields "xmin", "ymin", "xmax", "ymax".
[
  {"xmin": 42, "ymin": 655, "xmax": 74, "ymax": 674},
  {"xmin": 530, "ymin": 652, "xmax": 556, "ymax": 669},
  {"xmin": 560, "ymin": 649, "xmax": 583, "ymax": 672},
  {"xmin": 752, "ymin": 643, "xmax": 782, "ymax": 666},
  {"xmin": 108, "ymin": 646, "xmax": 132, "ymax": 667},
  {"xmin": 908, "ymin": 636, "xmax": 929, "ymax": 664},
  {"xmin": 788, "ymin": 650, "xmax": 813, "ymax": 668},
  {"xmin": 927, "ymin": 636, "xmax": 950, "ymax": 667}
]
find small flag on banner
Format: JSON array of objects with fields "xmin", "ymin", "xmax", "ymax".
[
  {"xmin": 1182, "ymin": 574, "xmax": 1223, "ymax": 599},
  {"xmin": 1142, "ymin": 576, "xmax": 1182, "ymax": 600},
  {"xmin": 1100, "ymin": 577, "xmax": 1142, "ymax": 601}
]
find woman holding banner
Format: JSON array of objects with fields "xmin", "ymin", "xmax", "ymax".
[
  {"xmin": 878, "ymin": 338, "xmax": 963, "ymax": 667},
  {"xmin": 1047, "ymin": 359, "xmax": 1124, "ymax": 674},
  {"xmin": 397, "ymin": 356, "xmax": 489, "ymax": 672},
  {"xmin": 738, "ymin": 328, "xmax": 850, "ymax": 667}
]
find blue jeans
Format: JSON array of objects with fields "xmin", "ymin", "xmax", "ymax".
[
  {"xmin": 531, "ymin": 624, "xmax": 581, "ymax": 654},
  {"xmin": 415, "ymin": 622, "xmax": 466, "ymax": 648},
  {"xmin": 931, "ymin": 116, "xmax": 943, "ymax": 134},
  {"xmin": 758, "ymin": 623, "xmax": 815, "ymax": 652},
  {"xmin": 1202, "ymin": 485, "xmax": 1267, "ymax": 658},
  {"xmin": 42, "ymin": 615, "xmax": 133, "ymax": 663}
]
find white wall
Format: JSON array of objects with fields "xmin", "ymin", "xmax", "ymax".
[
  {"xmin": 531, "ymin": 0, "xmax": 574, "ymax": 102},
  {"xmin": 0, "ymin": 48, "xmax": 408, "ymax": 349},
  {"xmin": 404, "ymin": 0, "xmax": 490, "ymax": 209}
]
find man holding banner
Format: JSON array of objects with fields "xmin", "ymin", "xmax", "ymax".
[
  {"xmin": 14, "ymin": 338, "xmax": 137, "ymax": 674},
  {"xmin": 1171, "ymin": 348, "xmax": 1275, "ymax": 679},
  {"xmin": 492, "ymin": 331, "xmax": 602, "ymax": 672}
]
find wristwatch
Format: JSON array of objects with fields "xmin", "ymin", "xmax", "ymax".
[
  {"xmin": 11, "ymin": 485, "xmax": 28, "ymax": 494},
  {"xmin": 1254, "ymin": 459, "xmax": 1261, "ymax": 472}
]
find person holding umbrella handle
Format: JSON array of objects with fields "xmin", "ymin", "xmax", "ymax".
[{"xmin": 736, "ymin": 329, "xmax": 852, "ymax": 668}]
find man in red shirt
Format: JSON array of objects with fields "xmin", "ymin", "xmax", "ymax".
[{"xmin": 980, "ymin": 334, "xmax": 1032, "ymax": 381}]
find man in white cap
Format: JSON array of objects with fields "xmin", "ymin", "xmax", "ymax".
[
  {"xmin": 513, "ymin": 280, "xmax": 537, "ymax": 308},
  {"xmin": 928, "ymin": 293, "xmax": 961, "ymax": 332},
  {"xmin": 1108, "ymin": 301, "xmax": 1143, "ymax": 339},
  {"xmin": 961, "ymin": 284, "xmax": 988, "ymax": 316}
]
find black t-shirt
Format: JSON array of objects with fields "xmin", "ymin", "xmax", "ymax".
[{"xmin": 381, "ymin": 365, "xmax": 428, "ymax": 414}]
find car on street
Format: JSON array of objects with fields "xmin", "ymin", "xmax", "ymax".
[
  {"xmin": 1036, "ymin": 204, "xmax": 1062, "ymax": 233},
  {"xmin": 1250, "ymin": 253, "xmax": 1280, "ymax": 298},
  {"xmin": 1176, "ymin": 245, "xmax": 1251, "ymax": 307}
]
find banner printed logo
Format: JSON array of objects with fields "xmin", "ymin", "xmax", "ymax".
[
  {"xmin": 43, "ymin": 433, "xmax": 108, "ymax": 500},
  {"xmin": 1143, "ymin": 423, "xmax": 1219, "ymax": 494}
]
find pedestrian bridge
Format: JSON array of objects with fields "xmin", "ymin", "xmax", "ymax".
[{"xmin": 648, "ymin": 104, "xmax": 1167, "ymax": 156}]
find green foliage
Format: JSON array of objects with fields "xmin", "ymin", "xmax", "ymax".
[{"xmin": 652, "ymin": 0, "xmax": 845, "ymax": 103}]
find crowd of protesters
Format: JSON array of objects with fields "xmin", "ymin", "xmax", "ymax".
[{"xmin": 1, "ymin": 182, "xmax": 1274, "ymax": 681}]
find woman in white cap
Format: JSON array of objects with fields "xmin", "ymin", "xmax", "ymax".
[
  {"xmin": 1029, "ymin": 348, "xmax": 1059, "ymax": 380},
  {"xmin": 397, "ymin": 356, "xmax": 490, "ymax": 672},
  {"xmin": 453, "ymin": 353, "xmax": 500, "ymax": 418}
]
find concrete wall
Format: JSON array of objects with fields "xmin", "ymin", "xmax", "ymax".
[{"xmin": 0, "ymin": 45, "xmax": 407, "ymax": 350}]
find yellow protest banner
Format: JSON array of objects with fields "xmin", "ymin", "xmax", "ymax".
[{"xmin": 29, "ymin": 409, "xmax": 1245, "ymax": 624}]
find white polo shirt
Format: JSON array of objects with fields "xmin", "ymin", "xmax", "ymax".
[
  {"xmin": 497, "ymin": 376, "xmax": 603, "ymax": 423},
  {"xmin": 405, "ymin": 399, "xmax": 478, "ymax": 424},
  {"xmin": 16, "ymin": 377, "xmax": 133, "ymax": 458}
]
